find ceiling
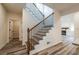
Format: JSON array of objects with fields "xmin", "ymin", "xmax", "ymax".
[
  {"xmin": 2, "ymin": 3, "xmax": 25, "ymax": 14},
  {"xmin": 2, "ymin": 3, "xmax": 79, "ymax": 15},
  {"xmin": 44, "ymin": 3, "xmax": 79, "ymax": 15}
]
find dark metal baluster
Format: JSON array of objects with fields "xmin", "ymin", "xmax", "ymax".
[{"xmin": 31, "ymin": 31, "xmax": 32, "ymax": 50}]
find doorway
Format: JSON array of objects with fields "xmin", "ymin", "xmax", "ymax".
[{"xmin": 9, "ymin": 19, "xmax": 19, "ymax": 42}]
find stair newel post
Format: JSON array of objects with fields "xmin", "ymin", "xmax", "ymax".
[
  {"xmin": 27, "ymin": 28, "xmax": 30, "ymax": 55},
  {"xmin": 30, "ymin": 30, "xmax": 33, "ymax": 50}
]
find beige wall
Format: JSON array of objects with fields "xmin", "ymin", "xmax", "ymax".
[{"xmin": 0, "ymin": 4, "xmax": 8, "ymax": 49}]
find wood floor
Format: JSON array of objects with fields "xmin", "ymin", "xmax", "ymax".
[
  {"xmin": 0, "ymin": 32, "xmax": 79, "ymax": 55},
  {"xmin": 0, "ymin": 39, "xmax": 28, "ymax": 55},
  {"xmin": 33, "ymin": 35, "xmax": 79, "ymax": 55}
]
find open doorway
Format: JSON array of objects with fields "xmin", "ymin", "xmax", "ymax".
[
  {"xmin": 61, "ymin": 13, "xmax": 74, "ymax": 42},
  {"xmin": 9, "ymin": 19, "xmax": 19, "ymax": 42}
]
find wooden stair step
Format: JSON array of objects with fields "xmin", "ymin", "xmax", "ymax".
[
  {"xmin": 48, "ymin": 44, "xmax": 66, "ymax": 55},
  {"xmin": 35, "ymin": 42, "xmax": 63, "ymax": 55},
  {"xmin": 40, "ymin": 28, "xmax": 50, "ymax": 30},
  {"xmin": 39, "ymin": 28, "xmax": 49, "ymax": 32},
  {"xmin": 2, "ymin": 44, "xmax": 22, "ymax": 50},
  {"xmin": 48, "ymin": 41, "xmax": 70, "ymax": 55},
  {"xmin": 55, "ymin": 43, "xmax": 72, "ymax": 55},
  {"xmin": 32, "ymin": 37, "xmax": 40, "ymax": 41},
  {"xmin": 8, "ymin": 49, "xmax": 27, "ymax": 55},
  {"xmin": 67, "ymin": 45, "xmax": 77, "ymax": 55},
  {"xmin": 32, "ymin": 39, "xmax": 39, "ymax": 45},
  {"xmin": 60, "ymin": 44, "xmax": 74, "ymax": 55},
  {"xmin": 0, "ymin": 45, "xmax": 26, "ymax": 55},
  {"xmin": 38, "ymin": 30, "xmax": 49, "ymax": 33},
  {"xmin": 44, "ymin": 25, "xmax": 53, "ymax": 28},
  {"xmin": 36, "ymin": 33, "xmax": 46, "ymax": 36},
  {"xmin": 43, "ymin": 27, "xmax": 51, "ymax": 29},
  {"xmin": 7, "ymin": 46, "xmax": 26, "ymax": 54},
  {"xmin": 32, "ymin": 35, "xmax": 43, "ymax": 40},
  {"xmin": 2, "ymin": 41, "xmax": 22, "ymax": 50}
]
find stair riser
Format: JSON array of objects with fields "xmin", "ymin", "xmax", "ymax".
[{"xmin": 30, "ymin": 26, "xmax": 52, "ymax": 53}]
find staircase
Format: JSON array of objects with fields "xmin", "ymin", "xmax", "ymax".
[
  {"xmin": 26, "ymin": 3, "xmax": 76, "ymax": 55},
  {"xmin": 29, "ymin": 25, "xmax": 53, "ymax": 54},
  {"xmin": 32, "ymin": 26, "xmax": 52, "ymax": 45},
  {"xmin": 10, "ymin": 3, "xmax": 79, "ymax": 55},
  {"xmin": 29, "ymin": 26, "xmax": 63, "ymax": 54}
]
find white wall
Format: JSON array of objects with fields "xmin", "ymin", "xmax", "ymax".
[
  {"xmin": 43, "ymin": 10, "xmax": 63, "ymax": 45},
  {"xmin": 61, "ymin": 14, "xmax": 74, "ymax": 28},
  {"xmin": 73, "ymin": 12, "xmax": 79, "ymax": 44},
  {"xmin": 0, "ymin": 4, "xmax": 8, "ymax": 49},
  {"xmin": 53, "ymin": 10, "xmax": 62, "ymax": 42},
  {"xmin": 61, "ymin": 11, "xmax": 79, "ymax": 45},
  {"xmin": 61, "ymin": 13, "xmax": 74, "ymax": 36}
]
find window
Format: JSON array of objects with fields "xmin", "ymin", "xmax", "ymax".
[{"xmin": 35, "ymin": 3, "xmax": 54, "ymax": 17}]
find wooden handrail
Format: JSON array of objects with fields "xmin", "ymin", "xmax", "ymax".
[
  {"xmin": 29, "ymin": 12, "xmax": 54, "ymax": 31},
  {"xmin": 33, "ymin": 3, "xmax": 44, "ymax": 17}
]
